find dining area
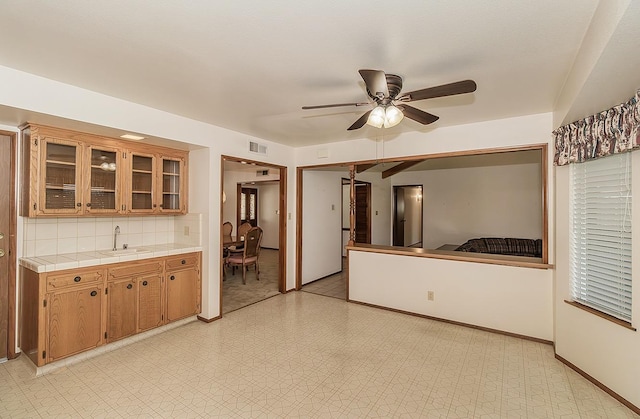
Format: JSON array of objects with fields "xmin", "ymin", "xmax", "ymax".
[
  {"xmin": 221, "ymin": 220, "xmax": 280, "ymax": 313},
  {"xmin": 222, "ymin": 221, "xmax": 263, "ymax": 284}
]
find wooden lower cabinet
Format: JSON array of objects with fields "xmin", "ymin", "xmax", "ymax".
[
  {"xmin": 138, "ymin": 273, "xmax": 163, "ymax": 332},
  {"xmin": 47, "ymin": 283, "xmax": 104, "ymax": 362},
  {"xmin": 166, "ymin": 269, "xmax": 199, "ymax": 322},
  {"xmin": 106, "ymin": 278, "xmax": 137, "ymax": 342},
  {"xmin": 19, "ymin": 252, "xmax": 201, "ymax": 366}
]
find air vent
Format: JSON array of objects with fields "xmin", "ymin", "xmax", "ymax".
[
  {"xmin": 249, "ymin": 141, "xmax": 267, "ymax": 155},
  {"xmin": 256, "ymin": 169, "xmax": 269, "ymax": 176}
]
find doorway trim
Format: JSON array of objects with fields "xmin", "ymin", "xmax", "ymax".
[
  {"xmin": 220, "ymin": 155, "xmax": 287, "ymax": 313},
  {"xmin": 0, "ymin": 130, "xmax": 17, "ymax": 360}
]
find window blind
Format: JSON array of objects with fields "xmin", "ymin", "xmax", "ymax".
[{"xmin": 570, "ymin": 152, "xmax": 632, "ymax": 323}]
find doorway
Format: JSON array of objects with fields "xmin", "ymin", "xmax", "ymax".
[
  {"xmin": 0, "ymin": 131, "xmax": 17, "ymax": 361},
  {"xmin": 393, "ymin": 185, "xmax": 423, "ymax": 247},
  {"xmin": 221, "ymin": 156, "xmax": 287, "ymax": 314}
]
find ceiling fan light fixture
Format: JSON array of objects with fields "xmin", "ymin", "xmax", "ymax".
[
  {"xmin": 384, "ymin": 105, "xmax": 404, "ymax": 128},
  {"xmin": 367, "ymin": 106, "xmax": 386, "ymax": 128}
]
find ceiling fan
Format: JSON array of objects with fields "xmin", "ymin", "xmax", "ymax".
[{"xmin": 302, "ymin": 69, "xmax": 477, "ymax": 131}]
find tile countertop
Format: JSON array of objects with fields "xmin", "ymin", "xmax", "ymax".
[{"xmin": 20, "ymin": 244, "xmax": 203, "ymax": 273}]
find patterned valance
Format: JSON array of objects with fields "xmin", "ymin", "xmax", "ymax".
[{"xmin": 553, "ymin": 89, "xmax": 640, "ymax": 166}]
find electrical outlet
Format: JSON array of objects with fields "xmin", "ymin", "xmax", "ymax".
[
  {"xmin": 183, "ymin": 226, "xmax": 190, "ymax": 236},
  {"xmin": 427, "ymin": 291, "xmax": 434, "ymax": 301}
]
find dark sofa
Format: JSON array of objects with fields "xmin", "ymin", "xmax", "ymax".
[{"xmin": 455, "ymin": 237, "xmax": 542, "ymax": 258}]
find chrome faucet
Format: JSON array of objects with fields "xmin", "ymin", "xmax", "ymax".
[{"xmin": 113, "ymin": 226, "xmax": 120, "ymax": 251}]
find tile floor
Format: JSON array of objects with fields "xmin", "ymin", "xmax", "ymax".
[
  {"xmin": 1, "ymin": 292, "xmax": 638, "ymax": 418},
  {"xmin": 302, "ymin": 258, "xmax": 346, "ymax": 300}
]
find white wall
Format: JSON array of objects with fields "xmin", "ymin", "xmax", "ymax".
[
  {"xmin": 349, "ymin": 250, "xmax": 553, "ymax": 340},
  {"xmin": 257, "ymin": 182, "xmax": 279, "ymax": 249},
  {"xmin": 554, "ymin": 155, "xmax": 640, "ymax": 408},
  {"xmin": 0, "ymin": 65, "xmax": 297, "ymax": 324},
  {"xmin": 301, "ymin": 170, "xmax": 342, "ymax": 284},
  {"xmin": 393, "ymin": 163, "xmax": 543, "ymax": 249}
]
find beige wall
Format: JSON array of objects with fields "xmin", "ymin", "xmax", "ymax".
[{"xmin": 393, "ymin": 163, "xmax": 543, "ymax": 249}]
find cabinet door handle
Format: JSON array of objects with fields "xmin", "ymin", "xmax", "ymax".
[
  {"xmin": 142, "ymin": 281, "xmax": 148, "ymax": 286},
  {"xmin": 153, "ymin": 204, "xmax": 157, "ymax": 208},
  {"xmin": 76, "ymin": 203, "xmax": 82, "ymax": 207},
  {"xmin": 90, "ymin": 290, "xmax": 97, "ymax": 297},
  {"xmin": 127, "ymin": 284, "xmax": 133, "ymax": 289},
  {"xmin": 181, "ymin": 260, "xmax": 186, "ymax": 265},
  {"xmin": 74, "ymin": 276, "xmax": 81, "ymax": 282},
  {"xmin": 170, "ymin": 275, "xmax": 175, "ymax": 280},
  {"xmin": 86, "ymin": 202, "xmax": 92, "ymax": 207}
]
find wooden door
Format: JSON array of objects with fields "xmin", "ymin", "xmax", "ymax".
[
  {"xmin": 39, "ymin": 137, "xmax": 84, "ymax": 215},
  {"xmin": 47, "ymin": 285, "xmax": 103, "ymax": 361},
  {"xmin": 166, "ymin": 269, "xmax": 198, "ymax": 322},
  {"xmin": 138, "ymin": 274, "xmax": 163, "ymax": 332},
  {"xmin": 0, "ymin": 133, "xmax": 11, "ymax": 360},
  {"xmin": 238, "ymin": 187, "xmax": 258, "ymax": 227},
  {"xmin": 107, "ymin": 279, "xmax": 137, "ymax": 342},
  {"xmin": 355, "ymin": 183, "xmax": 371, "ymax": 243}
]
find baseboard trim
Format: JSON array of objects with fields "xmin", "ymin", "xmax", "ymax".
[
  {"xmin": 555, "ymin": 353, "xmax": 639, "ymax": 415},
  {"xmin": 197, "ymin": 315, "xmax": 221, "ymax": 323},
  {"xmin": 348, "ymin": 299, "xmax": 553, "ymax": 345}
]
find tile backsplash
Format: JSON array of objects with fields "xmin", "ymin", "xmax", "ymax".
[{"xmin": 22, "ymin": 213, "xmax": 202, "ymax": 257}]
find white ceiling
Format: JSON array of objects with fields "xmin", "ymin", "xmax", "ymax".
[{"xmin": 1, "ymin": 1, "xmax": 639, "ymax": 147}]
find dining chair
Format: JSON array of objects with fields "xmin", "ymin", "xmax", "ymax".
[{"xmin": 227, "ymin": 226, "xmax": 263, "ymax": 284}]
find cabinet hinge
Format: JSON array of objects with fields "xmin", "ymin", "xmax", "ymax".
[
  {"xmin": 42, "ymin": 350, "xmax": 46, "ymax": 359},
  {"xmin": 33, "ymin": 203, "xmax": 37, "ymax": 211},
  {"xmin": 105, "ymin": 288, "xmax": 108, "ymax": 295},
  {"xmin": 162, "ymin": 314, "xmax": 164, "ymax": 321},
  {"xmin": 104, "ymin": 332, "xmax": 107, "ymax": 339},
  {"xmin": 43, "ymin": 299, "xmax": 46, "ymax": 307},
  {"xmin": 34, "ymin": 138, "xmax": 38, "ymax": 146}
]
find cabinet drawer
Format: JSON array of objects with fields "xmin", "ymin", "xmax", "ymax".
[
  {"xmin": 46, "ymin": 268, "xmax": 105, "ymax": 291},
  {"xmin": 165, "ymin": 253, "xmax": 199, "ymax": 271},
  {"xmin": 108, "ymin": 261, "xmax": 163, "ymax": 280}
]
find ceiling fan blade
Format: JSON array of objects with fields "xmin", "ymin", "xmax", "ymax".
[
  {"xmin": 359, "ymin": 69, "xmax": 389, "ymax": 99},
  {"xmin": 302, "ymin": 102, "xmax": 368, "ymax": 110},
  {"xmin": 347, "ymin": 110, "xmax": 372, "ymax": 131},
  {"xmin": 398, "ymin": 105, "xmax": 439, "ymax": 125},
  {"xmin": 399, "ymin": 79, "xmax": 477, "ymax": 102}
]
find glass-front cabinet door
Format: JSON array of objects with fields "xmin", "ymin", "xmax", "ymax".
[
  {"xmin": 85, "ymin": 145, "xmax": 121, "ymax": 214},
  {"xmin": 128, "ymin": 152, "xmax": 156, "ymax": 214},
  {"xmin": 39, "ymin": 138, "xmax": 83, "ymax": 215},
  {"xmin": 159, "ymin": 156, "xmax": 185, "ymax": 213}
]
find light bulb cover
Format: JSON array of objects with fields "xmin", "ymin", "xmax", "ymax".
[
  {"xmin": 367, "ymin": 106, "xmax": 385, "ymax": 128},
  {"xmin": 384, "ymin": 105, "xmax": 404, "ymax": 128}
]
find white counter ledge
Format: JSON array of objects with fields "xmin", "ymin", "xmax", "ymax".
[{"xmin": 19, "ymin": 243, "xmax": 203, "ymax": 273}]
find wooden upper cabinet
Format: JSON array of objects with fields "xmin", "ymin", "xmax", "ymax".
[
  {"xmin": 124, "ymin": 151, "xmax": 188, "ymax": 214},
  {"xmin": 39, "ymin": 136, "xmax": 84, "ymax": 215},
  {"xmin": 20, "ymin": 124, "xmax": 188, "ymax": 217},
  {"xmin": 159, "ymin": 155, "xmax": 187, "ymax": 214},
  {"xmin": 126, "ymin": 151, "xmax": 157, "ymax": 214},
  {"xmin": 85, "ymin": 144, "xmax": 122, "ymax": 215}
]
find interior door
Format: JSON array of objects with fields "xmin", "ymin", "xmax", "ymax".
[
  {"xmin": 393, "ymin": 187, "xmax": 406, "ymax": 246},
  {"xmin": 355, "ymin": 183, "xmax": 371, "ymax": 243},
  {"xmin": 0, "ymin": 134, "xmax": 10, "ymax": 359}
]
